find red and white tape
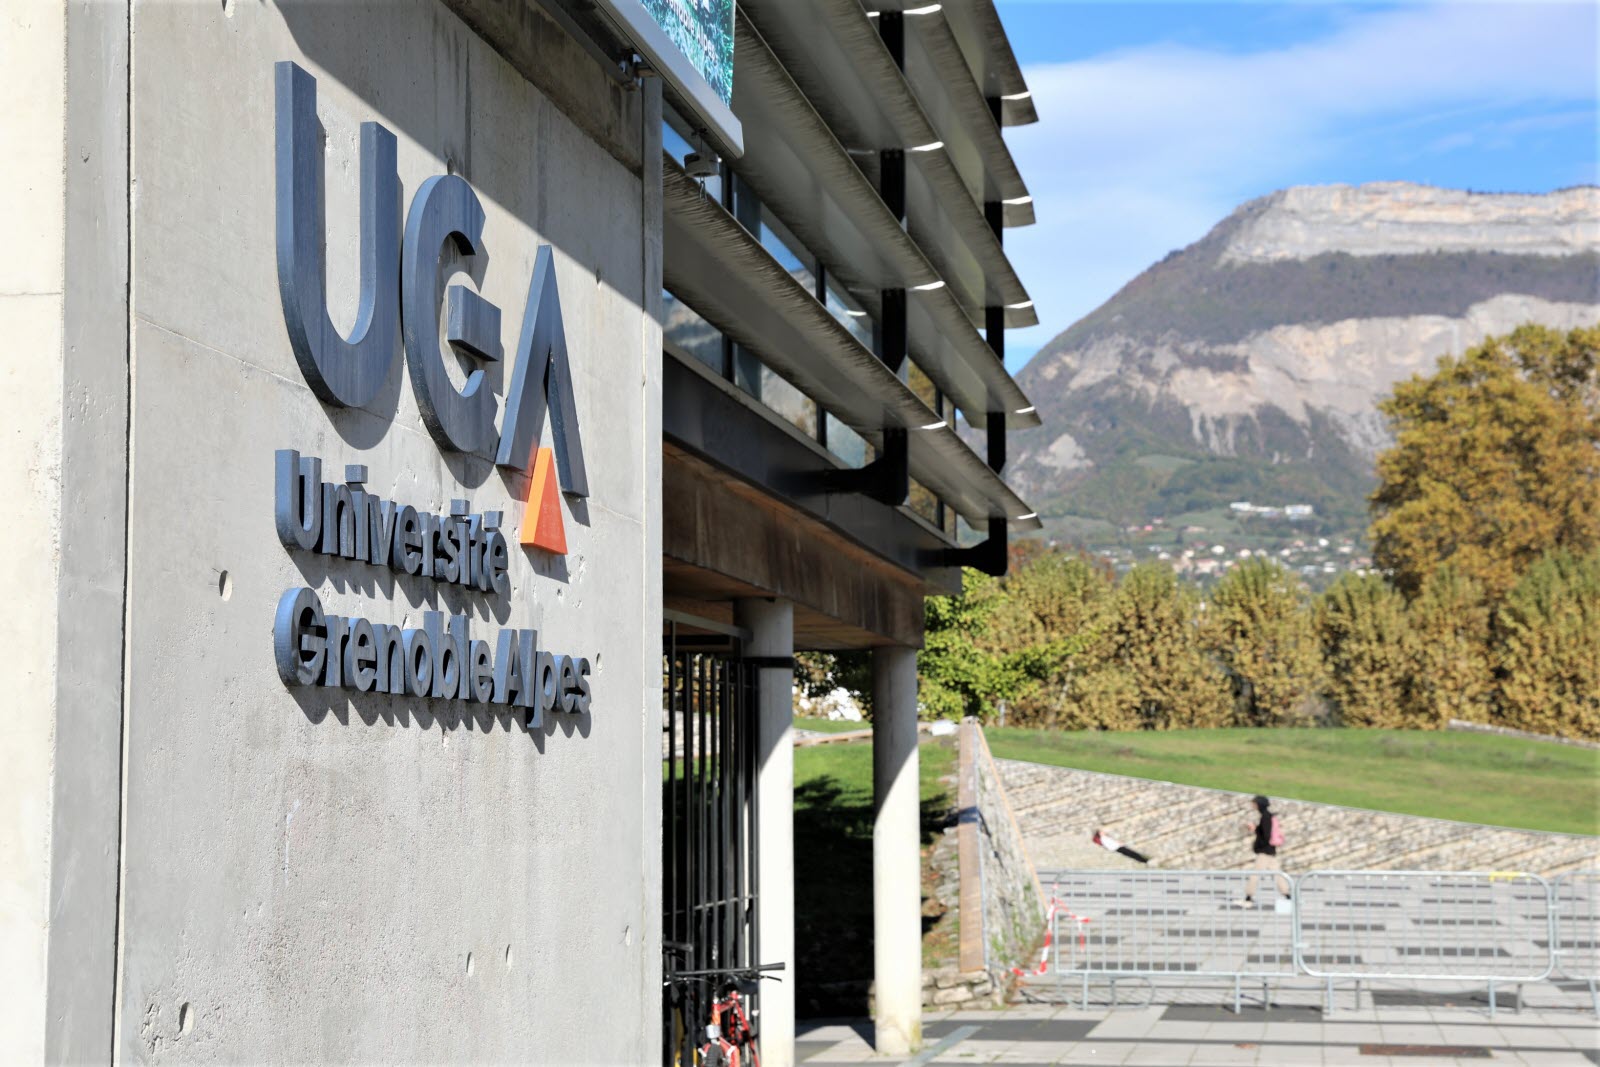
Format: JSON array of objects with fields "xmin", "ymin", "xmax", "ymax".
[{"xmin": 1013, "ymin": 896, "xmax": 1090, "ymax": 977}]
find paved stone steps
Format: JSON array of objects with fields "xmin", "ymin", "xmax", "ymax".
[{"xmin": 997, "ymin": 758, "xmax": 1598, "ymax": 877}]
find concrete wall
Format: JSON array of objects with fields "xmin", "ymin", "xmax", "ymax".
[
  {"xmin": 959, "ymin": 723, "xmax": 1046, "ymax": 975},
  {"xmin": 0, "ymin": 4, "xmax": 68, "ymax": 1058},
  {"xmin": 5, "ymin": 0, "xmax": 662, "ymax": 1060},
  {"xmin": 1, "ymin": 1, "xmax": 131, "ymax": 1060}
]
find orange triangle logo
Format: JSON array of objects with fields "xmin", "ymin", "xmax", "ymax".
[{"xmin": 519, "ymin": 446, "xmax": 567, "ymax": 554}]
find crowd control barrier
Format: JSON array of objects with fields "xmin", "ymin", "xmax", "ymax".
[
  {"xmin": 1294, "ymin": 870, "xmax": 1553, "ymax": 1017},
  {"xmin": 1038, "ymin": 868, "xmax": 1599, "ymax": 1018},
  {"xmin": 1045, "ymin": 870, "xmax": 1298, "ymax": 1015},
  {"xmin": 1551, "ymin": 871, "xmax": 1600, "ymax": 1016}
]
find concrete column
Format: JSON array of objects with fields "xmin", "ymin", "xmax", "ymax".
[
  {"xmin": 735, "ymin": 597, "xmax": 794, "ymax": 1067},
  {"xmin": 873, "ymin": 645, "xmax": 922, "ymax": 1056},
  {"xmin": 637, "ymin": 71, "xmax": 665, "ymax": 1067},
  {"xmin": 1, "ymin": 1, "xmax": 129, "ymax": 1059}
]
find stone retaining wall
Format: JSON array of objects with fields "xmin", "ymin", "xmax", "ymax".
[
  {"xmin": 1000, "ymin": 760, "xmax": 1598, "ymax": 876},
  {"xmin": 960, "ymin": 720, "xmax": 1046, "ymax": 975}
]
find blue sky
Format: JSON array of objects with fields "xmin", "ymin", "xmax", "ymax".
[{"xmin": 996, "ymin": 0, "xmax": 1600, "ymax": 369}]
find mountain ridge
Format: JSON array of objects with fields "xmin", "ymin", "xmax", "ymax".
[{"xmin": 1010, "ymin": 182, "xmax": 1600, "ymax": 544}]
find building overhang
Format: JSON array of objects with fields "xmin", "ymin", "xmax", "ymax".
[
  {"xmin": 663, "ymin": 357, "xmax": 962, "ymax": 598},
  {"xmin": 866, "ymin": 0, "xmax": 1039, "ymax": 127},
  {"xmin": 662, "ymin": 161, "xmax": 1042, "ymax": 530},
  {"xmin": 727, "ymin": 25, "xmax": 1039, "ymax": 425},
  {"xmin": 735, "ymin": 3, "xmax": 1035, "ymax": 321}
]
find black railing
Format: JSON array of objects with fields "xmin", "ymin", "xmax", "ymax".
[{"xmin": 663, "ymin": 628, "xmax": 761, "ymax": 1065}]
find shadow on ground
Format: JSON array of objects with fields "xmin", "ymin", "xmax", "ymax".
[{"xmin": 794, "ymin": 775, "xmax": 955, "ymax": 1018}]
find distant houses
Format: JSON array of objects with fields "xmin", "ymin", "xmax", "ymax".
[{"xmin": 1228, "ymin": 500, "xmax": 1316, "ymax": 520}]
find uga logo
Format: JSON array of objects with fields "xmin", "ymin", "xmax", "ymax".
[{"xmin": 274, "ymin": 61, "xmax": 583, "ymax": 553}]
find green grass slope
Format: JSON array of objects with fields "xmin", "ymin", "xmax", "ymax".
[
  {"xmin": 793, "ymin": 737, "xmax": 955, "ymax": 1015},
  {"xmin": 983, "ymin": 727, "xmax": 1599, "ymax": 836}
]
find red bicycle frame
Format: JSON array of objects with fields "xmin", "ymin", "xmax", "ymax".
[{"xmin": 698, "ymin": 985, "xmax": 759, "ymax": 1067}]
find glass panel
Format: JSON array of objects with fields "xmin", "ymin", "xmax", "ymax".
[
  {"xmin": 730, "ymin": 176, "xmax": 818, "ymax": 296},
  {"xmin": 824, "ymin": 280, "xmax": 873, "ymax": 349},
  {"xmin": 824, "ymin": 413, "xmax": 871, "ymax": 469},
  {"xmin": 663, "ymin": 289, "xmax": 724, "ymax": 376},
  {"xmin": 906, "ymin": 359, "xmax": 939, "ymax": 415},
  {"xmin": 908, "ymin": 477, "xmax": 941, "ymax": 527},
  {"xmin": 761, "ymin": 223, "xmax": 814, "ymax": 295},
  {"xmin": 759, "ymin": 213, "xmax": 815, "ymax": 295},
  {"xmin": 663, "ymin": 121, "xmax": 692, "ymax": 164},
  {"xmin": 733, "ymin": 346, "xmax": 817, "ymax": 438}
]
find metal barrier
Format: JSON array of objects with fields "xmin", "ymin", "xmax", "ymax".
[
  {"xmin": 1037, "ymin": 868, "xmax": 1597, "ymax": 1018},
  {"xmin": 1551, "ymin": 871, "xmax": 1599, "ymax": 1016},
  {"xmin": 1044, "ymin": 870, "xmax": 1298, "ymax": 1014},
  {"xmin": 1294, "ymin": 870, "xmax": 1554, "ymax": 1017}
]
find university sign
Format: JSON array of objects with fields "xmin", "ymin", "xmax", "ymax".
[{"xmin": 270, "ymin": 61, "xmax": 594, "ymax": 723}]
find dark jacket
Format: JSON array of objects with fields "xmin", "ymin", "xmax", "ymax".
[{"xmin": 1252, "ymin": 816, "xmax": 1277, "ymax": 857}]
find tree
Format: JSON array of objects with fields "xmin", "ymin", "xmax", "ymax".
[
  {"xmin": 1370, "ymin": 324, "xmax": 1600, "ymax": 600},
  {"xmin": 1317, "ymin": 572, "xmax": 1420, "ymax": 727},
  {"xmin": 981, "ymin": 552, "xmax": 1110, "ymax": 726},
  {"xmin": 1496, "ymin": 549, "xmax": 1600, "ymax": 740},
  {"xmin": 1408, "ymin": 566, "xmax": 1495, "ymax": 726},
  {"xmin": 1205, "ymin": 559, "xmax": 1325, "ymax": 726},
  {"xmin": 1101, "ymin": 564, "xmax": 1231, "ymax": 729},
  {"xmin": 918, "ymin": 569, "xmax": 1026, "ymax": 722}
]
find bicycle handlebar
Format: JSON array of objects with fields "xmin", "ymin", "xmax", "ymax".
[{"xmin": 670, "ymin": 962, "xmax": 784, "ymax": 977}]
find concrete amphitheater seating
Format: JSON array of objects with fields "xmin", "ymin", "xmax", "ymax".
[{"xmin": 997, "ymin": 759, "xmax": 1599, "ymax": 876}]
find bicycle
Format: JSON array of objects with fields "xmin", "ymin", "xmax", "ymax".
[{"xmin": 662, "ymin": 953, "xmax": 784, "ymax": 1067}]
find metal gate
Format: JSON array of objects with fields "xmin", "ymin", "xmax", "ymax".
[{"xmin": 662, "ymin": 622, "xmax": 761, "ymax": 1065}]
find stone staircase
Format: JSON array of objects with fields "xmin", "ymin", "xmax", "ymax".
[{"xmin": 997, "ymin": 759, "xmax": 1599, "ymax": 876}]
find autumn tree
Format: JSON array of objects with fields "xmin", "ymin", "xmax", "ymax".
[
  {"xmin": 1407, "ymin": 566, "xmax": 1495, "ymax": 726},
  {"xmin": 1370, "ymin": 324, "xmax": 1600, "ymax": 600},
  {"xmin": 982, "ymin": 553, "xmax": 1109, "ymax": 726},
  {"xmin": 1100, "ymin": 564, "xmax": 1231, "ymax": 729},
  {"xmin": 1317, "ymin": 572, "xmax": 1420, "ymax": 727},
  {"xmin": 1496, "ymin": 549, "xmax": 1600, "ymax": 740},
  {"xmin": 1206, "ymin": 559, "xmax": 1325, "ymax": 726}
]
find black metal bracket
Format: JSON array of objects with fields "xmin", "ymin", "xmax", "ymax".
[
  {"xmin": 986, "ymin": 415, "xmax": 1006, "ymax": 474},
  {"xmin": 812, "ymin": 426, "xmax": 908, "ymax": 506},
  {"xmin": 935, "ymin": 516, "xmax": 1008, "ymax": 577}
]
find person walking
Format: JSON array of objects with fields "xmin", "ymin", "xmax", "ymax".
[
  {"xmin": 1092, "ymin": 828, "xmax": 1151, "ymax": 865},
  {"xmin": 1237, "ymin": 795, "xmax": 1291, "ymax": 907}
]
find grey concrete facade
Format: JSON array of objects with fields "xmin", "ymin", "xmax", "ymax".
[
  {"xmin": 4, "ymin": 1, "xmax": 662, "ymax": 1061},
  {"xmin": 1, "ymin": 0, "xmax": 130, "ymax": 1060}
]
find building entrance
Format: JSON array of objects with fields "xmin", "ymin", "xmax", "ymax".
[{"xmin": 662, "ymin": 620, "xmax": 769, "ymax": 1065}]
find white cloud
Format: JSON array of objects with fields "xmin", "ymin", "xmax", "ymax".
[{"xmin": 1004, "ymin": 1, "xmax": 1599, "ymax": 360}]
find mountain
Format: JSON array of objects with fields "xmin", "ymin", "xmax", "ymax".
[{"xmin": 1009, "ymin": 183, "xmax": 1600, "ymax": 543}]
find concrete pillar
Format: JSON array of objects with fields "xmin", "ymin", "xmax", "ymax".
[
  {"xmin": 873, "ymin": 645, "xmax": 922, "ymax": 1055},
  {"xmin": 735, "ymin": 598, "xmax": 794, "ymax": 1067},
  {"xmin": 1, "ymin": 1, "xmax": 129, "ymax": 1059}
]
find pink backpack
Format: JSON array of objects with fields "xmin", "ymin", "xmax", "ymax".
[{"xmin": 1268, "ymin": 815, "xmax": 1285, "ymax": 848}]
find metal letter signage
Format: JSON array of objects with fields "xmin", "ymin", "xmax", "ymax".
[
  {"xmin": 401, "ymin": 175, "xmax": 500, "ymax": 456},
  {"xmin": 273, "ymin": 61, "xmax": 588, "ymax": 525},
  {"xmin": 269, "ymin": 62, "xmax": 600, "ymax": 723},
  {"xmin": 274, "ymin": 62, "xmax": 400, "ymax": 409}
]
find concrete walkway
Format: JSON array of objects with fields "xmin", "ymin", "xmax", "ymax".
[{"xmin": 795, "ymin": 1001, "xmax": 1600, "ymax": 1066}]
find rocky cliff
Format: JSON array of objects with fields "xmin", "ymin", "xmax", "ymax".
[{"xmin": 1011, "ymin": 183, "xmax": 1600, "ymax": 540}]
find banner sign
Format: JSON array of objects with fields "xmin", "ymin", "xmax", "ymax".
[
  {"xmin": 592, "ymin": 0, "xmax": 744, "ymax": 157},
  {"xmin": 640, "ymin": 0, "xmax": 734, "ymax": 106}
]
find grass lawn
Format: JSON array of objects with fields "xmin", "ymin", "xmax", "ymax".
[
  {"xmin": 793, "ymin": 736, "xmax": 955, "ymax": 1016},
  {"xmin": 983, "ymin": 727, "xmax": 1599, "ymax": 836},
  {"xmin": 793, "ymin": 716, "xmax": 872, "ymax": 734}
]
